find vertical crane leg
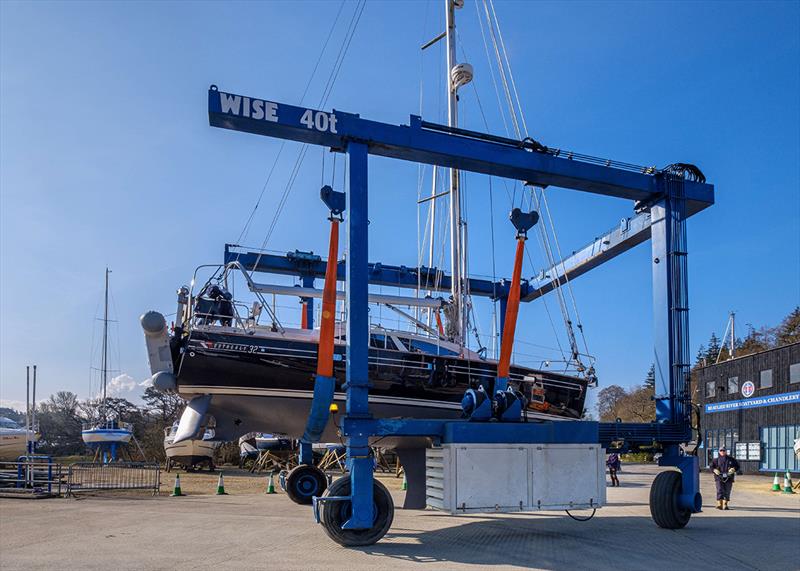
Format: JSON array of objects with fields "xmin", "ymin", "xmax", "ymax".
[
  {"xmin": 318, "ymin": 142, "xmax": 394, "ymax": 546},
  {"xmin": 650, "ymin": 174, "xmax": 701, "ymax": 527},
  {"xmin": 301, "ymin": 275, "xmax": 315, "ymax": 329},
  {"xmin": 343, "ymin": 142, "xmax": 375, "ymax": 529}
]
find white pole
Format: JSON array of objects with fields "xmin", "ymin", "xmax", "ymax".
[
  {"xmin": 446, "ymin": 0, "xmax": 464, "ymax": 346},
  {"xmin": 26, "ymin": 366, "xmax": 30, "ymax": 436}
]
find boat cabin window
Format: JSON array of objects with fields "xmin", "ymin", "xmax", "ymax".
[
  {"xmin": 396, "ymin": 336, "xmax": 458, "ymax": 356},
  {"xmin": 370, "ymin": 334, "xmax": 398, "ymax": 351}
]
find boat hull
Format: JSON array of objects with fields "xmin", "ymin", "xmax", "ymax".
[
  {"xmin": 173, "ymin": 328, "xmax": 588, "ymax": 446},
  {"xmin": 0, "ymin": 432, "xmax": 29, "ymax": 460},
  {"xmin": 164, "ymin": 438, "xmax": 218, "ymax": 462},
  {"xmin": 81, "ymin": 429, "xmax": 133, "ymax": 445}
]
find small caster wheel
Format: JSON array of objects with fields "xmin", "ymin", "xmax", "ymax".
[
  {"xmin": 650, "ymin": 470, "xmax": 691, "ymax": 529},
  {"xmin": 320, "ymin": 476, "xmax": 394, "ymax": 547},
  {"xmin": 285, "ymin": 465, "xmax": 327, "ymax": 505}
]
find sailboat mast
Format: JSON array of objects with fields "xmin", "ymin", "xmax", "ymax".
[
  {"xmin": 101, "ymin": 267, "xmax": 109, "ymax": 419},
  {"xmin": 446, "ymin": 0, "xmax": 464, "ymax": 346}
]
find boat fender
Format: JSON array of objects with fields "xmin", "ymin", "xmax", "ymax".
[
  {"xmin": 140, "ymin": 311, "xmax": 174, "ymax": 376},
  {"xmin": 151, "ymin": 371, "xmax": 177, "ymax": 391}
]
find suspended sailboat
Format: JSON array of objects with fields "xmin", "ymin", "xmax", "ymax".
[
  {"xmin": 82, "ymin": 268, "xmax": 133, "ymax": 462},
  {"xmin": 141, "ymin": 0, "xmax": 593, "ymax": 449}
]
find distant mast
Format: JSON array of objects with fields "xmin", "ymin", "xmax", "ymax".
[{"xmin": 101, "ymin": 268, "xmax": 110, "ymax": 419}]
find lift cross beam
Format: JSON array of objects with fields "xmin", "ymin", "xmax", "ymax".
[
  {"xmin": 208, "ymin": 87, "xmax": 714, "ymax": 214},
  {"xmin": 524, "ymin": 212, "xmax": 653, "ymax": 301},
  {"xmin": 224, "ymin": 245, "xmax": 514, "ymax": 300}
]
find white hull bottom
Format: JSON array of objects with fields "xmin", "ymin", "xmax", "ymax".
[
  {"xmin": 164, "ymin": 439, "xmax": 218, "ymax": 460},
  {"xmin": 82, "ymin": 429, "xmax": 132, "ymax": 445},
  {"xmin": 0, "ymin": 435, "xmax": 28, "ymax": 460},
  {"xmin": 177, "ymin": 386, "xmax": 576, "ymax": 449}
]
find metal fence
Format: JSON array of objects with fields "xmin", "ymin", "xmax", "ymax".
[
  {"xmin": 0, "ymin": 456, "xmax": 65, "ymax": 497},
  {"xmin": 66, "ymin": 462, "xmax": 161, "ymax": 496}
]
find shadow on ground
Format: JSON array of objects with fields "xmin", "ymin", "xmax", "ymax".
[{"xmin": 355, "ymin": 514, "xmax": 800, "ymax": 570}]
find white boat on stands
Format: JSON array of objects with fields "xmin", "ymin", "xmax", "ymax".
[
  {"xmin": 81, "ymin": 419, "xmax": 133, "ymax": 445},
  {"xmin": 81, "ymin": 268, "xmax": 134, "ymax": 461},
  {"xmin": 164, "ymin": 422, "xmax": 219, "ymax": 471},
  {"xmin": 0, "ymin": 417, "xmax": 39, "ymax": 460}
]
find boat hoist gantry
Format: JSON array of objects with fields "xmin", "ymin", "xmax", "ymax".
[{"xmin": 207, "ymin": 82, "xmax": 714, "ymax": 545}]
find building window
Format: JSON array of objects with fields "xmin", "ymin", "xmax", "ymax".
[
  {"xmin": 760, "ymin": 369, "xmax": 773, "ymax": 389},
  {"xmin": 704, "ymin": 428, "xmax": 739, "ymax": 467},
  {"xmin": 760, "ymin": 425, "xmax": 800, "ymax": 472},
  {"xmin": 706, "ymin": 381, "xmax": 715, "ymax": 398},
  {"xmin": 790, "ymin": 363, "xmax": 800, "ymax": 384},
  {"xmin": 727, "ymin": 376, "xmax": 739, "ymax": 394}
]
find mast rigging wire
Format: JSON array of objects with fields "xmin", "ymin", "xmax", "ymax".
[
  {"xmin": 476, "ymin": 0, "xmax": 593, "ymax": 374},
  {"xmin": 246, "ymin": 0, "xmax": 366, "ymax": 280}
]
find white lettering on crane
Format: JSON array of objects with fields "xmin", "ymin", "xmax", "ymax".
[
  {"xmin": 300, "ymin": 108, "xmax": 338, "ymax": 134},
  {"xmin": 251, "ymin": 99, "xmax": 265, "ymax": 120},
  {"xmin": 219, "ymin": 93, "xmax": 241, "ymax": 114},
  {"xmin": 265, "ymin": 101, "xmax": 278, "ymax": 122},
  {"xmin": 219, "ymin": 93, "xmax": 278, "ymax": 123},
  {"xmin": 219, "ymin": 91, "xmax": 338, "ymax": 133}
]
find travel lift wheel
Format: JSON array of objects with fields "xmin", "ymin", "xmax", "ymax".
[
  {"xmin": 649, "ymin": 470, "xmax": 691, "ymax": 529},
  {"xmin": 285, "ymin": 465, "xmax": 328, "ymax": 505},
  {"xmin": 320, "ymin": 476, "xmax": 394, "ymax": 547}
]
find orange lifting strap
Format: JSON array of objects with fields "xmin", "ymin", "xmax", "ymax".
[
  {"xmin": 316, "ymin": 219, "xmax": 340, "ymax": 377},
  {"xmin": 300, "ymin": 301, "xmax": 308, "ymax": 330},
  {"xmin": 497, "ymin": 236, "xmax": 526, "ymax": 379},
  {"xmin": 434, "ymin": 310, "xmax": 445, "ymax": 336}
]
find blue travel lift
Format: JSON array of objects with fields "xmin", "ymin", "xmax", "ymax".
[{"xmin": 208, "ymin": 85, "xmax": 714, "ymax": 545}]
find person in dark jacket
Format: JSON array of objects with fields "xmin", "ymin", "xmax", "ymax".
[
  {"xmin": 709, "ymin": 446, "xmax": 740, "ymax": 510},
  {"xmin": 607, "ymin": 453, "xmax": 621, "ymax": 487}
]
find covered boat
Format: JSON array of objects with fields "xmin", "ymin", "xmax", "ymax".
[{"xmin": 163, "ymin": 421, "xmax": 219, "ymax": 471}]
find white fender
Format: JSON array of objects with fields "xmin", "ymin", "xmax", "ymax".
[{"xmin": 140, "ymin": 311, "xmax": 174, "ymax": 375}]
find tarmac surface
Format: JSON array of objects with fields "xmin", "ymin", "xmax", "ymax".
[{"xmin": 1, "ymin": 464, "xmax": 798, "ymax": 570}]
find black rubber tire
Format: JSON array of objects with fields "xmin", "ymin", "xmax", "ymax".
[
  {"xmin": 285, "ymin": 465, "xmax": 328, "ymax": 505},
  {"xmin": 320, "ymin": 476, "xmax": 394, "ymax": 547},
  {"xmin": 650, "ymin": 470, "xmax": 691, "ymax": 529}
]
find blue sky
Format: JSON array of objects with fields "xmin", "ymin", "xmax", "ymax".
[{"xmin": 1, "ymin": 1, "xmax": 798, "ymax": 411}]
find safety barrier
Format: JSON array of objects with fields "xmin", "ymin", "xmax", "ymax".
[
  {"xmin": 67, "ymin": 462, "xmax": 161, "ymax": 496},
  {"xmin": 0, "ymin": 456, "xmax": 65, "ymax": 497}
]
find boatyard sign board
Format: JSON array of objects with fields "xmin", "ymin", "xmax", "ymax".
[{"xmin": 705, "ymin": 390, "xmax": 800, "ymax": 413}]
